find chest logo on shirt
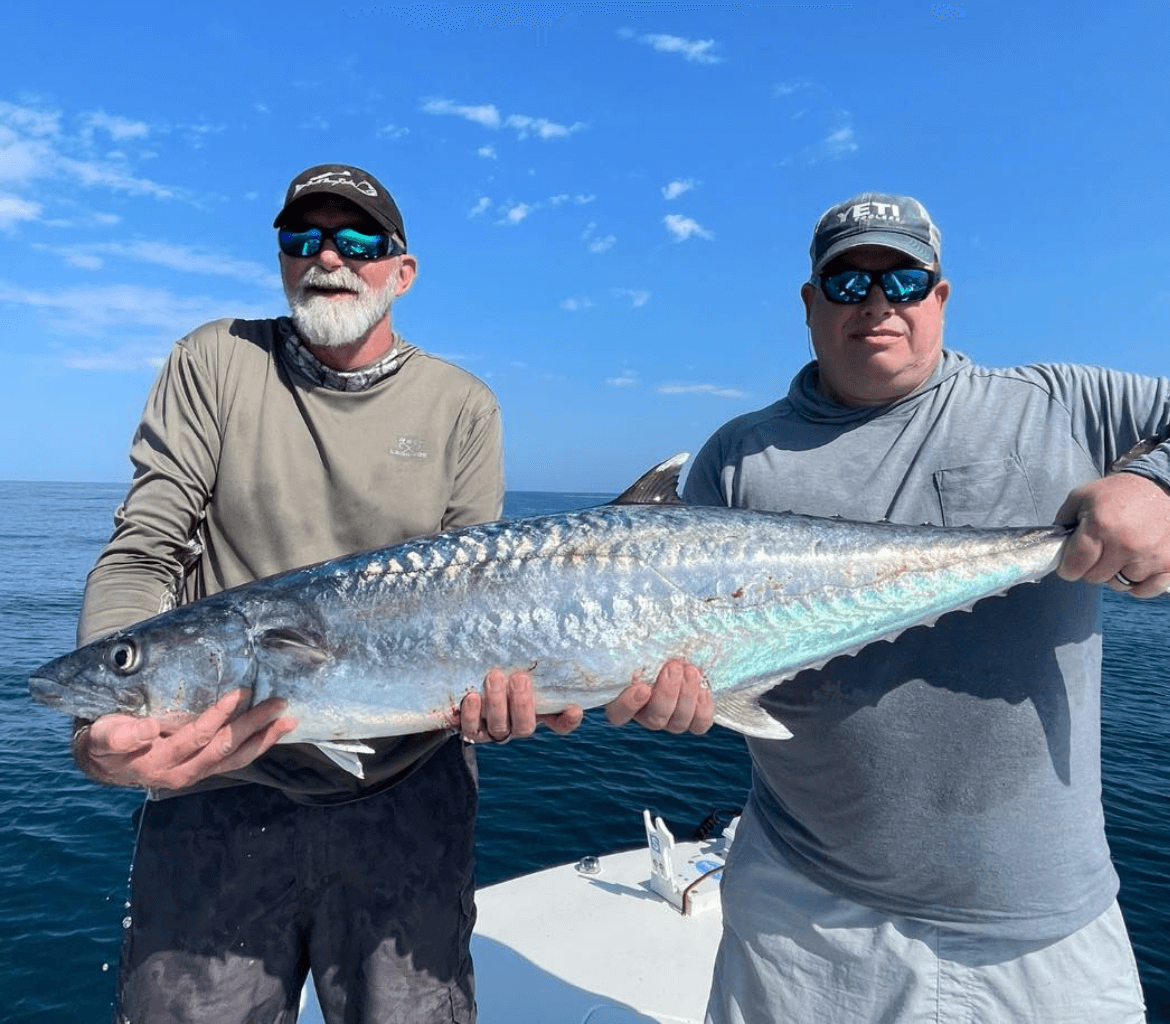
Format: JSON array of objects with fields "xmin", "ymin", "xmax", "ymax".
[{"xmin": 390, "ymin": 437, "xmax": 428, "ymax": 459}]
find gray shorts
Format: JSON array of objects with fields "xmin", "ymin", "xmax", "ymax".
[
  {"xmin": 706, "ymin": 806, "xmax": 1147, "ymax": 1024},
  {"xmin": 116, "ymin": 737, "xmax": 478, "ymax": 1024}
]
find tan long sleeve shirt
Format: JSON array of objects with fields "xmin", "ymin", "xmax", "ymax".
[{"xmin": 79, "ymin": 316, "xmax": 504, "ymax": 801}]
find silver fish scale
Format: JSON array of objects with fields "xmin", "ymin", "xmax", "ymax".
[
  {"xmin": 30, "ymin": 499, "xmax": 1069, "ymax": 749},
  {"xmin": 256, "ymin": 505, "xmax": 1063, "ymax": 714}
]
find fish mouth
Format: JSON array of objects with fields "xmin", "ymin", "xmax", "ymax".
[
  {"xmin": 29, "ymin": 672, "xmax": 147, "ymax": 721},
  {"xmin": 28, "ymin": 675, "xmax": 67, "ymax": 708}
]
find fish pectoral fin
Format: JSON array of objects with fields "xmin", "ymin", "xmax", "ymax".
[
  {"xmin": 312, "ymin": 740, "xmax": 375, "ymax": 779},
  {"xmin": 257, "ymin": 627, "xmax": 330, "ymax": 666},
  {"xmin": 712, "ymin": 687, "xmax": 794, "ymax": 740}
]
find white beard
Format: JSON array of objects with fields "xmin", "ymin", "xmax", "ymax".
[{"xmin": 285, "ymin": 264, "xmax": 396, "ymax": 349}]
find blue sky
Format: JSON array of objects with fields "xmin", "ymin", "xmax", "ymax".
[{"xmin": 3, "ymin": 2, "xmax": 1168, "ymax": 491}]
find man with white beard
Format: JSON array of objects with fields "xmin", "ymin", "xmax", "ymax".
[{"xmin": 68, "ymin": 163, "xmax": 608, "ymax": 1024}]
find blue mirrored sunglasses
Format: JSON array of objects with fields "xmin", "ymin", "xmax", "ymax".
[
  {"xmin": 278, "ymin": 225, "xmax": 403, "ymax": 261},
  {"xmin": 814, "ymin": 267, "xmax": 938, "ymax": 304}
]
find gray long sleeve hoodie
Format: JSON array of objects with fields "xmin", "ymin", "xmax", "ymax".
[{"xmin": 684, "ymin": 349, "xmax": 1170, "ymax": 940}]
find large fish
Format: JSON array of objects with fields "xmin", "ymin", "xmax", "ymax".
[{"xmin": 30, "ymin": 454, "xmax": 1068, "ymax": 776}]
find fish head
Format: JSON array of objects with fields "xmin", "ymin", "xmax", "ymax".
[{"xmin": 29, "ymin": 603, "xmax": 257, "ymax": 725}]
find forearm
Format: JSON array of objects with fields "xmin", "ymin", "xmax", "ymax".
[
  {"xmin": 78, "ymin": 554, "xmax": 184, "ymax": 646},
  {"xmin": 78, "ymin": 340, "xmax": 219, "ymax": 645}
]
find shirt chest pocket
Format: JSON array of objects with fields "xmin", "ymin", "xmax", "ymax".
[{"xmin": 933, "ymin": 455, "xmax": 1040, "ymax": 527}]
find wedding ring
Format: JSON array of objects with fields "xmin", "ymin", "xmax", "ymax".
[{"xmin": 1114, "ymin": 571, "xmax": 1136, "ymax": 587}]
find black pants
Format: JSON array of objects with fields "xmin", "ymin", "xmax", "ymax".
[{"xmin": 117, "ymin": 738, "xmax": 478, "ymax": 1024}]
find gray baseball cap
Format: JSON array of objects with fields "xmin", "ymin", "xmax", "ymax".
[
  {"xmin": 274, "ymin": 163, "xmax": 407, "ymax": 247},
  {"xmin": 810, "ymin": 192, "xmax": 940, "ymax": 273}
]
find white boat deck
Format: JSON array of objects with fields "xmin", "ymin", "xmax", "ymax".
[{"xmin": 300, "ymin": 815, "xmax": 731, "ymax": 1023}]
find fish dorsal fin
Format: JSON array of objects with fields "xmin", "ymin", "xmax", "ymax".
[
  {"xmin": 257, "ymin": 627, "xmax": 330, "ymax": 666},
  {"xmin": 610, "ymin": 452, "xmax": 690, "ymax": 506}
]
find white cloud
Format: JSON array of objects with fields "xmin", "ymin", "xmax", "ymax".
[
  {"xmin": 57, "ymin": 250, "xmax": 104, "ymax": 270},
  {"xmin": 421, "ymin": 98, "xmax": 502, "ymax": 129},
  {"xmin": 476, "ymin": 194, "xmax": 595, "ymax": 227},
  {"xmin": 770, "ymin": 83, "xmax": 860, "ymax": 165},
  {"xmin": 499, "ymin": 202, "xmax": 531, "ymax": 225},
  {"xmin": 55, "ymin": 343, "xmax": 170, "ymax": 372},
  {"xmin": 0, "ymin": 193, "xmax": 42, "ymax": 229},
  {"xmin": 664, "ymin": 213, "xmax": 714, "ymax": 242},
  {"xmin": 422, "ymin": 98, "xmax": 585, "ymax": 141},
  {"xmin": 621, "ymin": 30, "xmax": 721, "ymax": 64},
  {"xmin": 612, "ymin": 288, "xmax": 650, "ymax": 308},
  {"xmin": 82, "ymin": 111, "xmax": 150, "ymax": 142},
  {"xmin": 503, "ymin": 113, "xmax": 586, "ymax": 140},
  {"xmin": 657, "ymin": 383, "xmax": 747, "ymax": 398},
  {"xmin": 772, "ymin": 81, "xmax": 811, "ymax": 97},
  {"xmin": 56, "ymin": 156, "xmax": 176, "ymax": 198},
  {"xmin": 377, "ymin": 123, "xmax": 410, "ymax": 140},
  {"xmin": 818, "ymin": 125, "xmax": 859, "ymax": 160},
  {"xmin": 560, "ymin": 297, "xmax": 594, "ymax": 312},
  {"xmin": 0, "ymin": 102, "xmax": 179, "ymax": 206},
  {"xmin": 477, "ymin": 144, "xmax": 497, "ymax": 159},
  {"xmin": 582, "ymin": 222, "xmax": 616, "ymax": 253},
  {"xmin": 606, "ymin": 372, "xmax": 640, "ymax": 387},
  {"xmin": 788, "ymin": 122, "xmax": 860, "ymax": 166},
  {"xmin": 0, "ymin": 101, "xmax": 60, "ymax": 138},
  {"xmin": 37, "ymin": 239, "xmax": 281, "ymax": 288},
  {"xmin": 0, "ymin": 280, "xmax": 271, "ymax": 342},
  {"xmin": 42, "ymin": 210, "xmax": 121, "ymax": 230},
  {"xmin": 662, "ymin": 178, "xmax": 696, "ymax": 201},
  {"xmin": 0, "ymin": 128, "xmax": 53, "ymax": 185}
]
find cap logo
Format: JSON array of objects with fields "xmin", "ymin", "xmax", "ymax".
[
  {"xmin": 833, "ymin": 200, "xmax": 903, "ymax": 226},
  {"xmin": 293, "ymin": 171, "xmax": 378, "ymax": 198}
]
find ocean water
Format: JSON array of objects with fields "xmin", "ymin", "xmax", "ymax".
[{"xmin": 2, "ymin": 481, "xmax": 1166, "ymax": 1022}]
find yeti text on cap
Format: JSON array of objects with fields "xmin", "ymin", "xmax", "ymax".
[{"xmin": 832, "ymin": 200, "xmax": 906, "ymax": 225}]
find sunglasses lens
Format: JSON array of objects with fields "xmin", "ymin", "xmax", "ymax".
[
  {"xmin": 279, "ymin": 228, "xmax": 322, "ymax": 257},
  {"xmin": 278, "ymin": 226, "xmax": 394, "ymax": 260},
  {"xmin": 334, "ymin": 228, "xmax": 390, "ymax": 260},
  {"xmin": 822, "ymin": 270, "xmax": 873, "ymax": 303},
  {"xmin": 820, "ymin": 268, "xmax": 935, "ymax": 304},
  {"xmin": 882, "ymin": 268, "xmax": 933, "ymax": 303}
]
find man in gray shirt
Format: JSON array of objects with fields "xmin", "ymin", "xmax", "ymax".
[{"xmin": 679, "ymin": 193, "xmax": 1168, "ymax": 1022}]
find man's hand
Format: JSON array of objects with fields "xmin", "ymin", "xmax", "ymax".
[
  {"xmin": 1055, "ymin": 472, "xmax": 1170, "ymax": 598},
  {"xmin": 74, "ymin": 690, "xmax": 297, "ymax": 789},
  {"xmin": 458, "ymin": 669, "xmax": 584, "ymax": 743},
  {"xmin": 606, "ymin": 658, "xmax": 713, "ymax": 734}
]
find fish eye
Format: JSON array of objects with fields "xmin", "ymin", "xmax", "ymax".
[{"xmin": 106, "ymin": 640, "xmax": 141, "ymax": 676}]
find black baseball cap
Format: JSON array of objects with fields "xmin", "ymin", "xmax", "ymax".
[
  {"xmin": 274, "ymin": 163, "xmax": 407, "ymax": 247},
  {"xmin": 810, "ymin": 192, "xmax": 940, "ymax": 274}
]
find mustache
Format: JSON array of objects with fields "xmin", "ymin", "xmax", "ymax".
[{"xmin": 295, "ymin": 265, "xmax": 366, "ymax": 297}]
